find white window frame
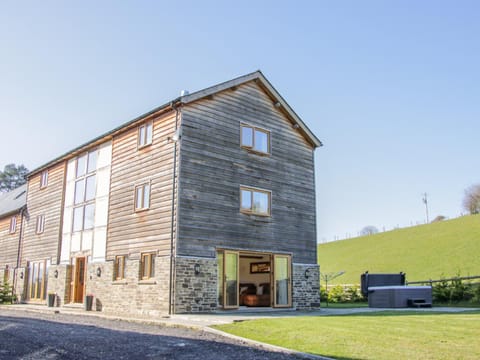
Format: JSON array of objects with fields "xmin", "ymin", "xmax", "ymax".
[
  {"xmin": 240, "ymin": 124, "xmax": 271, "ymax": 155},
  {"xmin": 240, "ymin": 186, "xmax": 272, "ymax": 216},
  {"xmin": 72, "ymin": 150, "xmax": 97, "ymax": 233},
  {"xmin": 9, "ymin": 216, "xmax": 17, "ymax": 234},
  {"xmin": 134, "ymin": 182, "xmax": 151, "ymax": 212},
  {"xmin": 36, "ymin": 215, "xmax": 45, "ymax": 234},
  {"xmin": 40, "ymin": 170, "xmax": 48, "ymax": 189},
  {"xmin": 138, "ymin": 121, "xmax": 153, "ymax": 149}
]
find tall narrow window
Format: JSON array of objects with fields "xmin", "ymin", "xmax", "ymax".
[
  {"xmin": 36, "ymin": 215, "xmax": 45, "ymax": 234},
  {"xmin": 240, "ymin": 187, "xmax": 271, "ymax": 216},
  {"xmin": 140, "ymin": 253, "xmax": 155, "ymax": 280},
  {"xmin": 135, "ymin": 183, "xmax": 151, "ymax": 211},
  {"xmin": 114, "ymin": 256, "xmax": 126, "ymax": 280},
  {"xmin": 40, "ymin": 170, "xmax": 48, "ymax": 188},
  {"xmin": 9, "ymin": 216, "xmax": 17, "ymax": 234},
  {"xmin": 240, "ymin": 124, "xmax": 270, "ymax": 154},
  {"xmin": 72, "ymin": 150, "xmax": 97, "ymax": 232},
  {"xmin": 138, "ymin": 121, "xmax": 153, "ymax": 148}
]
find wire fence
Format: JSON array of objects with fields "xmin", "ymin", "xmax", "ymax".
[{"xmin": 407, "ymin": 275, "xmax": 480, "ymax": 286}]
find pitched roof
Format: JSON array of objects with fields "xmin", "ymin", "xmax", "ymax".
[
  {"xmin": 29, "ymin": 70, "xmax": 321, "ymax": 176},
  {"xmin": 0, "ymin": 184, "xmax": 27, "ymax": 218}
]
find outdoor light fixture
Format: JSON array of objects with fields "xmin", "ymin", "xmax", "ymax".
[
  {"xmin": 96, "ymin": 267, "xmax": 102, "ymax": 277},
  {"xmin": 304, "ymin": 268, "xmax": 311, "ymax": 279},
  {"xmin": 194, "ymin": 263, "xmax": 200, "ymax": 275},
  {"xmin": 54, "ymin": 270, "xmax": 59, "ymax": 278},
  {"xmin": 20, "ymin": 272, "xmax": 24, "ymax": 279}
]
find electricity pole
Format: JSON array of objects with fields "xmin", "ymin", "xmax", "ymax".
[{"xmin": 422, "ymin": 193, "xmax": 429, "ymax": 223}]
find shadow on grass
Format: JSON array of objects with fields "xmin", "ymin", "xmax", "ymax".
[{"xmin": 329, "ymin": 310, "xmax": 480, "ymax": 317}]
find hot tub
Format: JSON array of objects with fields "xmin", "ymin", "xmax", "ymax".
[{"xmin": 367, "ymin": 286, "xmax": 432, "ymax": 308}]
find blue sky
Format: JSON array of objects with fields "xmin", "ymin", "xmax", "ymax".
[{"xmin": 1, "ymin": 1, "xmax": 479, "ymax": 242}]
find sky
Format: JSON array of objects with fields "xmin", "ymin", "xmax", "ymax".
[{"xmin": 1, "ymin": 1, "xmax": 479, "ymax": 242}]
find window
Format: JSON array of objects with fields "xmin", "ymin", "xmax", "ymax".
[
  {"xmin": 140, "ymin": 253, "xmax": 155, "ymax": 280},
  {"xmin": 114, "ymin": 256, "xmax": 126, "ymax": 281},
  {"xmin": 240, "ymin": 187, "xmax": 271, "ymax": 216},
  {"xmin": 9, "ymin": 216, "xmax": 17, "ymax": 234},
  {"xmin": 134, "ymin": 183, "xmax": 150, "ymax": 211},
  {"xmin": 138, "ymin": 121, "xmax": 153, "ymax": 148},
  {"xmin": 27, "ymin": 260, "xmax": 49, "ymax": 300},
  {"xmin": 4, "ymin": 266, "xmax": 9, "ymax": 283},
  {"xmin": 240, "ymin": 124, "xmax": 270, "ymax": 154},
  {"xmin": 40, "ymin": 170, "xmax": 48, "ymax": 188},
  {"xmin": 36, "ymin": 215, "xmax": 45, "ymax": 234},
  {"xmin": 72, "ymin": 150, "xmax": 97, "ymax": 232}
]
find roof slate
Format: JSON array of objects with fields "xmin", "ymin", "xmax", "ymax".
[{"xmin": 0, "ymin": 184, "xmax": 27, "ymax": 218}]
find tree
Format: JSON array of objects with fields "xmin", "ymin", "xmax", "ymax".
[
  {"xmin": 0, "ymin": 164, "xmax": 29, "ymax": 193},
  {"xmin": 360, "ymin": 225, "xmax": 379, "ymax": 236},
  {"xmin": 463, "ymin": 184, "xmax": 480, "ymax": 215}
]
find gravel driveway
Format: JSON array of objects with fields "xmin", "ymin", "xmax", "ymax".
[{"xmin": 0, "ymin": 309, "xmax": 301, "ymax": 359}]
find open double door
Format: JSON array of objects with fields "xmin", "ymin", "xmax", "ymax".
[{"xmin": 217, "ymin": 250, "xmax": 292, "ymax": 309}]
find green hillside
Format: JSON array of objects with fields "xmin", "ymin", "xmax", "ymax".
[{"xmin": 317, "ymin": 215, "xmax": 480, "ymax": 285}]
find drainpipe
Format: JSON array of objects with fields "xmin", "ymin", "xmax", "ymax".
[
  {"xmin": 169, "ymin": 101, "xmax": 181, "ymax": 315},
  {"xmin": 13, "ymin": 205, "xmax": 27, "ymax": 300}
]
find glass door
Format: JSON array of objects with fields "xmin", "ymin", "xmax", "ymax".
[
  {"xmin": 273, "ymin": 254, "xmax": 292, "ymax": 307},
  {"xmin": 222, "ymin": 250, "xmax": 239, "ymax": 309}
]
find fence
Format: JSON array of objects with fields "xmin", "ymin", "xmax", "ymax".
[{"xmin": 407, "ymin": 275, "xmax": 480, "ymax": 286}]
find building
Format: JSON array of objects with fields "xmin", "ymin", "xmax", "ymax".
[{"xmin": 2, "ymin": 71, "xmax": 321, "ymax": 315}]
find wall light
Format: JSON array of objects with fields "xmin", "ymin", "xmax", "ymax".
[
  {"xmin": 304, "ymin": 268, "xmax": 312, "ymax": 279},
  {"xmin": 194, "ymin": 263, "xmax": 201, "ymax": 275},
  {"xmin": 20, "ymin": 272, "xmax": 24, "ymax": 279},
  {"xmin": 54, "ymin": 270, "xmax": 59, "ymax": 278},
  {"xmin": 96, "ymin": 267, "xmax": 102, "ymax": 277}
]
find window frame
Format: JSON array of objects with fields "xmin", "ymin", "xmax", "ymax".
[
  {"xmin": 140, "ymin": 253, "xmax": 155, "ymax": 280},
  {"xmin": 240, "ymin": 124, "xmax": 271, "ymax": 155},
  {"xmin": 9, "ymin": 216, "xmax": 17, "ymax": 234},
  {"xmin": 40, "ymin": 170, "xmax": 48, "ymax": 189},
  {"xmin": 134, "ymin": 182, "xmax": 151, "ymax": 212},
  {"xmin": 35, "ymin": 215, "xmax": 45, "ymax": 234},
  {"xmin": 114, "ymin": 255, "xmax": 126, "ymax": 281},
  {"xmin": 138, "ymin": 121, "xmax": 153, "ymax": 149},
  {"xmin": 239, "ymin": 186, "xmax": 272, "ymax": 216},
  {"xmin": 72, "ymin": 150, "xmax": 97, "ymax": 233}
]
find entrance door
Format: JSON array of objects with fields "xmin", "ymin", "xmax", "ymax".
[
  {"xmin": 222, "ymin": 250, "xmax": 239, "ymax": 309},
  {"xmin": 73, "ymin": 257, "xmax": 86, "ymax": 303},
  {"xmin": 273, "ymin": 254, "xmax": 292, "ymax": 307}
]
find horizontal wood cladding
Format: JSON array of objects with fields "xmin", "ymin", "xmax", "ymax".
[
  {"xmin": 177, "ymin": 81, "xmax": 317, "ymax": 263},
  {"xmin": 107, "ymin": 110, "xmax": 177, "ymax": 258},
  {"xmin": 21, "ymin": 162, "xmax": 66, "ymax": 265},
  {"xmin": 0, "ymin": 214, "xmax": 21, "ymax": 267}
]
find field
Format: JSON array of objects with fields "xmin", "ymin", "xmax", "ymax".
[
  {"xmin": 214, "ymin": 311, "xmax": 480, "ymax": 360},
  {"xmin": 317, "ymin": 214, "xmax": 480, "ymax": 284}
]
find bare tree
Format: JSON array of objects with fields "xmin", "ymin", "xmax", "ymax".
[
  {"xmin": 360, "ymin": 225, "xmax": 379, "ymax": 236},
  {"xmin": 0, "ymin": 164, "xmax": 29, "ymax": 193},
  {"xmin": 463, "ymin": 184, "xmax": 480, "ymax": 215}
]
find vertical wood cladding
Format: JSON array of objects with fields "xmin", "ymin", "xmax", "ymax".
[
  {"xmin": 177, "ymin": 82, "xmax": 317, "ymax": 263},
  {"xmin": 22, "ymin": 162, "xmax": 66, "ymax": 265},
  {"xmin": 107, "ymin": 110, "xmax": 177, "ymax": 259},
  {"xmin": 0, "ymin": 214, "xmax": 21, "ymax": 268}
]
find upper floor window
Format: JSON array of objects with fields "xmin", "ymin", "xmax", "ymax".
[
  {"xmin": 40, "ymin": 170, "xmax": 48, "ymax": 188},
  {"xmin": 138, "ymin": 121, "xmax": 153, "ymax": 148},
  {"xmin": 36, "ymin": 215, "xmax": 45, "ymax": 234},
  {"xmin": 140, "ymin": 252, "xmax": 155, "ymax": 280},
  {"xmin": 72, "ymin": 150, "xmax": 97, "ymax": 232},
  {"xmin": 114, "ymin": 255, "xmax": 126, "ymax": 281},
  {"xmin": 9, "ymin": 216, "xmax": 17, "ymax": 234},
  {"xmin": 134, "ymin": 183, "xmax": 151, "ymax": 211},
  {"xmin": 240, "ymin": 124, "xmax": 270, "ymax": 154},
  {"xmin": 240, "ymin": 186, "xmax": 271, "ymax": 216}
]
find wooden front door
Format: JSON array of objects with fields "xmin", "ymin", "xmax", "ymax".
[{"xmin": 73, "ymin": 257, "xmax": 86, "ymax": 303}]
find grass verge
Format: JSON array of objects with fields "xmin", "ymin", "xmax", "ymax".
[{"xmin": 213, "ymin": 311, "xmax": 480, "ymax": 360}]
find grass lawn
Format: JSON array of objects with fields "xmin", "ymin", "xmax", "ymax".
[{"xmin": 213, "ymin": 311, "xmax": 480, "ymax": 360}]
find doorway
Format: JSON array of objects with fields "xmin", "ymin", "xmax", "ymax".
[
  {"xmin": 217, "ymin": 250, "xmax": 292, "ymax": 309},
  {"xmin": 73, "ymin": 257, "xmax": 86, "ymax": 303}
]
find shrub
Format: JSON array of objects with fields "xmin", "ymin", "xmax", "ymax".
[
  {"xmin": 0, "ymin": 279, "xmax": 15, "ymax": 304},
  {"xmin": 345, "ymin": 285, "xmax": 364, "ymax": 302},
  {"xmin": 327, "ymin": 285, "xmax": 346, "ymax": 303}
]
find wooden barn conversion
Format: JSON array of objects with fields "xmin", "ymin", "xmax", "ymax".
[{"xmin": 0, "ymin": 71, "xmax": 321, "ymax": 315}]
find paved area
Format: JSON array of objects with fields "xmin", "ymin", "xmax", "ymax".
[{"xmin": 0, "ymin": 304, "xmax": 477, "ymax": 360}]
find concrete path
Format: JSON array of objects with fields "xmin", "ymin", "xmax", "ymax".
[{"xmin": 1, "ymin": 303, "xmax": 477, "ymax": 328}]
